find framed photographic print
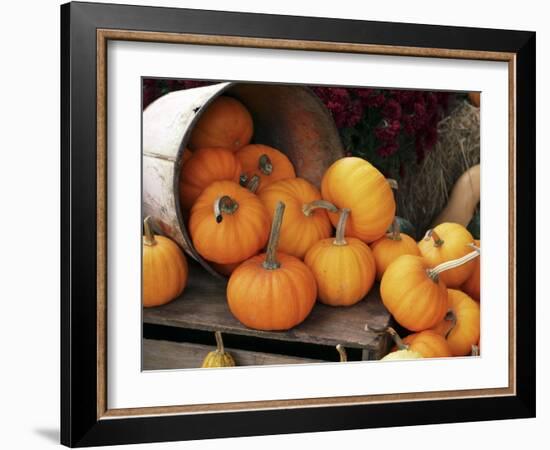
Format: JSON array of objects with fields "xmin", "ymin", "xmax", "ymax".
[{"xmin": 61, "ymin": 1, "xmax": 536, "ymax": 447}]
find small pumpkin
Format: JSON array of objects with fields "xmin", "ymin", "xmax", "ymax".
[
  {"xmin": 236, "ymin": 144, "xmax": 296, "ymax": 192},
  {"xmin": 188, "ymin": 96, "xmax": 253, "ymax": 151},
  {"xmin": 418, "ymin": 222, "xmax": 476, "ymax": 288},
  {"xmin": 370, "ymin": 218, "xmax": 421, "ymax": 281},
  {"xmin": 227, "ymin": 202, "xmax": 317, "ymax": 331},
  {"xmin": 305, "ymin": 209, "xmax": 376, "ymax": 306},
  {"xmin": 142, "ymin": 216, "xmax": 188, "ymax": 308},
  {"xmin": 401, "ymin": 330, "xmax": 453, "ymax": 358},
  {"xmin": 258, "ymin": 178, "xmax": 337, "ymax": 259},
  {"xmin": 380, "ymin": 248, "xmax": 480, "ymax": 331},
  {"xmin": 321, "ymin": 157, "xmax": 395, "ymax": 243},
  {"xmin": 189, "ymin": 180, "xmax": 270, "ymax": 264},
  {"xmin": 201, "ymin": 331, "xmax": 236, "ymax": 368},
  {"xmin": 430, "ymin": 289, "xmax": 481, "ymax": 357},
  {"xmin": 179, "ymin": 147, "xmax": 242, "ymax": 210},
  {"xmin": 461, "ymin": 240, "xmax": 480, "ymax": 301}
]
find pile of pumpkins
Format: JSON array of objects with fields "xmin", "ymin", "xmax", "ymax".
[{"xmin": 143, "ymin": 94, "xmax": 481, "ymax": 364}]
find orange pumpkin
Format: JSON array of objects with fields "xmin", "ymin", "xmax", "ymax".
[
  {"xmin": 179, "ymin": 147, "xmax": 242, "ymax": 210},
  {"xmin": 371, "ymin": 326, "xmax": 450, "ymax": 359},
  {"xmin": 227, "ymin": 202, "xmax": 317, "ymax": 331},
  {"xmin": 380, "ymin": 245, "xmax": 477, "ymax": 332},
  {"xmin": 380, "ymin": 255, "xmax": 448, "ymax": 331},
  {"xmin": 189, "ymin": 180, "xmax": 270, "ymax": 264},
  {"xmin": 461, "ymin": 240, "xmax": 480, "ymax": 301},
  {"xmin": 236, "ymin": 144, "xmax": 296, "ymax": 192},
  {"xmin": 431, "ymin": 289, "xmax": 481, "ymax": 356},
  {"xmin": 321, "ymin": 157, "xmax": 395, "ymax": 243},
  {"xmin": 370, "ymin": 219, "xmax": 420, "ymax": 280},
  {"xmin": 418, "ymin": 222, "xmax": 476, "ymax": 288},
  {"xmin": 142, "ymin": 216, "xmax": 188, "ymax": 307},
  {"xmin": 305, "ymin": 208, "xmax": 376, "ymax": 306},
  {"xmin": 188, "ymin": 96, "xmax": 253, "ymax": 151},
  {"xmin": 258, "ymin": 178, "xmax": 336, "ymax": 259},
  {"xmin": 381, "ymin": 249, "xmax": 480, "ymax": 331},
  {"xmin": 401, "ymin": 330, "xmax": 453, "ymax": 358}
]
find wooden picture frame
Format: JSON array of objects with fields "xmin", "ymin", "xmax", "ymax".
[{"xmin": 61, "ymin": 1, "xmax": 535, "ymax": 447}]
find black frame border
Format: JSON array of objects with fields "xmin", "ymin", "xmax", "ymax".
[{"xmin": 61, "ymin": 2, "xmax": 535, "ymax": 447}]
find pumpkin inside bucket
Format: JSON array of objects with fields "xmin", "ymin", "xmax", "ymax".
[{"xmin": 142, "ymin": 81, "xmax": 344, "ymax": 278}]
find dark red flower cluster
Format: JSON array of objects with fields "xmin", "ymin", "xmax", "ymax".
[
  {"xmin": 312, "ymin": 86, "xmax": 450, "ymax": 170},
  {"xmin": 142, "ymin": 79, "xmax": 212, "ymax": 109},
  {"xmin": 311, "ymin": 87, "xmax": 364, "ymax": 128},
  {"xmin": 141, "ymin": 79, "xmax": 452, "ymax": 179}
]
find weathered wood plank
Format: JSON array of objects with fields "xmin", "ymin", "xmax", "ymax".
[
  {"xmin": 143, "ymin": 263, "xmax": 391, "ymax": 350},
  {"xmin": 143, "ymin": 339, "xmax": 323, "ymax": 370}
]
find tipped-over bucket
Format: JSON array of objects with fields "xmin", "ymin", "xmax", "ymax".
[{"xmin": 143, "ymin": 82, "xmax": 344, "ymax": 278}]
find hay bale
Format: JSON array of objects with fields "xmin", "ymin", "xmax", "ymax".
[{"xmin": 397, "ymin": 100, "xmax": 480, "ymax": 238}]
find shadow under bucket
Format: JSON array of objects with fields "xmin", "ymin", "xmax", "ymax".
[{"xmin": 143, "ymin": 82, "xmax": 344, "ymax": 278}]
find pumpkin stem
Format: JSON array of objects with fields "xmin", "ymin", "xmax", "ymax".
[
  {"xmin": 258, "ymin": 154, "xmax": 273, "ymax": 175},
  {"xmin": 333, "ymin": 208, "xmax": 351, "ymax": 246},
  {"xmin": 365, "ymin": 325, "xmax": 408, "ymax": 351},
  {"xmin": 387, "ymin": 217, "xmax": 402, "ymax": 241},
  {"xmin": 468, "ymin": 242, "xmax": 480, "ymax": 252},
  {"xmin": 302, "ymin": 200, "xmax": 338, "ymax": 217},
  {"xmin": 213, "ymin": 196, "xmax": 239, "ymax": 223},
  {"xmin": 471, "ymin": 344, "xmax": 480, "ymax": 356},
  {"xmin": 387, "ymin": 178, "xmax": 398, "ymax": 190},
  {"xmin": 424, "ymin": 229, "xmax": 444, "ymax": 247},
  {"xmin": 443, "ymin": 310, "xmax": 458, "ymax": 339},
  {"xmin": 246, "ymin": 175, "xmax": 260, "ymax": 193},
  {"xmin": 427, "ymin": 248, "xmax": 480, "ymax": 282},
  {"xmin": 143, "ymin": 216, "xmax": 157, "ymax": 246},
  {"xmin": 263, "ymin": 201, "xmax": 285, "ymax": 270},
  {"xmin": 214, "ymin": 331, "xmax": 225, "ymax": 354},
  {"xmin": 336, "ymin": 344, "xmax": 347, "ymax": 362},
  {"xmin": 385, "ymin": 327, "xmax": 409, "ymax": 350}
]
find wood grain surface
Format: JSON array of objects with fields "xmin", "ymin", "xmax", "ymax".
[
  {"xmin": 143, "ymin": 339, "xmax": 323, "ymax": 370},
  {"xmin": 143, "ymin": 263, "xmax": 391, "ymax": 350}
]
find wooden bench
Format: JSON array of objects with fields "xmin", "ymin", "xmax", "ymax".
[{"xmin": 143, "ymin": 263, "xmax": 393, "ymax": 369}]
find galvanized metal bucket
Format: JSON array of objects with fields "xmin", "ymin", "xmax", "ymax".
[{"xmin": 143, "ymin": 82, "xmax": 344, "ymax": 278}]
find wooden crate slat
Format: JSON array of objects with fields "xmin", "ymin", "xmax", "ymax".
[
  {"xmin": 143, "ymin": 339, "xmax": 323, "ymax": 370},
  {"xmin": 143, "ymin": 263, "xmax": 391, "ymax": 350}
]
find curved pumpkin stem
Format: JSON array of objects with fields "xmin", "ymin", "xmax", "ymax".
[
  {"xmin": 424, "ymin": 228, "xmax": 444, "ymax": 247},
  {"xmin": 336, "ymin": 344, "xmax": 347, "ymax": 363},
  {"xmin": 302, "ymin": 200, "xmax": 338, "ymax": 217},
  {"xmin": 442, "ymin": 310, "xmax": 458, "ymax": 339},
  {"xmin": 214, "ymin": 331, "xmax": 225, "ymax": 354},
  {"xmin": 427, "ymin": 248, "xmax": 480, "ymax": 282},
  {"xmin": 364, "ymin": 325, "xmax": 408, "ymax": 351},
  {"xmin": 263, "ymin": 201, "xmax": 285, "ymax": 270},
  {"xmin": 143, "ymin": 216, "xmax": 157, "ymax": 246},
  {"xmin": 213, "ymin": 196, "xmax": 239, "ymax": 223},
  {"xmin": 258, "ymin": 154, "xmax": 273, "ymax": 175},
  {"xmin": 333, "ymin": 208, "xmax": 351, "ymax": 246}
]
